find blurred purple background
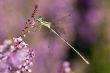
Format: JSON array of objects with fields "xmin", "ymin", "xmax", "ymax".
[{"xmin": 0, "ymin": 0, "xmax": 110, "ymax": 73}]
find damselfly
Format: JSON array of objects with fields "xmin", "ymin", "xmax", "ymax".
[
  {"xmin": 36, "ymin": 16, "xmax": 90, "ymax": 64},
  {"xmin": 21, "ymin": 5, "xmax": 90, "ymax": 64}
]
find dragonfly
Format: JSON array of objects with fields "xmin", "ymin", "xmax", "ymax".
[{"xmin": 36, "ymin": 16, "xmax": 90, "ymax": 64}]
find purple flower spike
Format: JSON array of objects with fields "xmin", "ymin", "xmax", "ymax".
[{"xmin": 0, "ymin": 37, "xmax": 34, "ymax": 73}]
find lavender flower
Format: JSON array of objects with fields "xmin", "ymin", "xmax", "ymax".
[
  {"xmin": 0, "ymin": 37, "xmax": 34, "ymax": 73},
  {"xmin": 62, "ymin": 61, "xmax": 73, "ymax": 73}
]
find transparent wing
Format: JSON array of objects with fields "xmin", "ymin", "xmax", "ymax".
[
  {"xmin": 48, "ymin": 36, "xmax": 55, "ymax": 54},
  {"xmin": 48, "ymin": 24, "xmax": 65, "ymax": 49},
  {"xmin": 51, "ymin": 25, "xmax": 65, "ymax": 35}
]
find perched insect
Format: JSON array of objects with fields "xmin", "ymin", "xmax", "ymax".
[
  {"xmin": 36, "ymin": 16, "xmax": 90, "ymax": 64},
  {"xmin": 21, "ymin": 5, "xmax": 90, "ymax": 64}
]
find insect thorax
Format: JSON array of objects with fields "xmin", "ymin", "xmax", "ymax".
[{"xmin": 37, "ymin": 16, "xmax": 51, "ymax": 28}]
